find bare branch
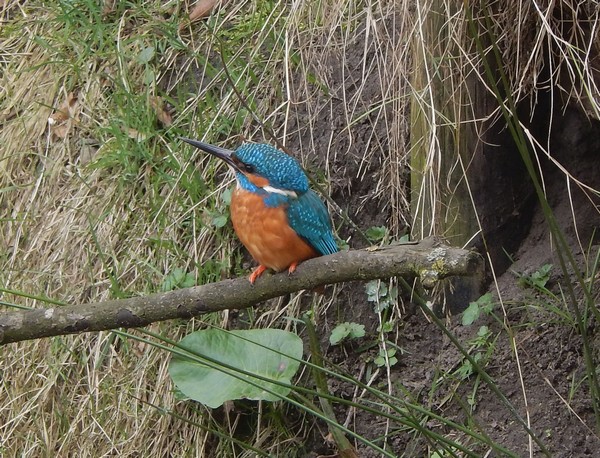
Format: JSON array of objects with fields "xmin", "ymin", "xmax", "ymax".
[{"xmin": 0, "ymin": 238, "xmax": 481, "ymax": 345}]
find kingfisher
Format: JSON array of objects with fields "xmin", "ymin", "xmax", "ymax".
[{"xmin": 180, "ymin": 138, "xmax": 338, "ymax": 284}]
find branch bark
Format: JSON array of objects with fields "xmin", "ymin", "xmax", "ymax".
[{"xmin": 0, "ymin": 238, "xmax": 481, "ymax": 345}]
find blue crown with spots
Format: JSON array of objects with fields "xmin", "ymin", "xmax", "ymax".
[{"xmin": 234, "ymin": 144, "xmax": 309, "ymax": 193}]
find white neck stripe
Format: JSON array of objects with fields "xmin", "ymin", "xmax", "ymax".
[{"xmin": 263, "ymin": 185, "xmax": 297, "ymax": 198}]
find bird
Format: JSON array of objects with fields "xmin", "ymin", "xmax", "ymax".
[{"xmin": 180, "ymin": 138, "xmax": 338, "ymax": 284}]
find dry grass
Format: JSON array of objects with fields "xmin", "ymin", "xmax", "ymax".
[
  {"xmin": 408, "ymin": 2, "xmax": 600, "ymax": 456},
  {"xmin": 411, "ymin": 1, "xmax": 600, "ymax": 243},
  {"xmin": 3, "ymin": 0, "xmax": 599, "ymax": 455},
  {"xmin": 0, "ymin": 0, "xmax": 409, "ymax": 456}
]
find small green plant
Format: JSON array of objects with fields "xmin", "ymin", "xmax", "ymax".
[
  {"xmin": 462, "ymin": 292, "xmax": 494, "ymax": 326},
  {"xmin": 516, "ymin": 263, "xmax": 576, "ymax": 327},
  {"xmin": 365, "ymin": 225, "xmax": 387, "ymax": 242},
  {"xmin": 518, "ymin": 264, "xmax": 553, "ymax": 289},
  {"xmin": 455, "ymin": 325, "xmax": 497, "ymax": 412},
  {"xmin": 208, "ymin": 211, "xmax": 228, "ymax": 228},
  {"xmin": 454, "ymin": 326, "xmax": 492, "ymax": 380},
  {"xmin": 378, "ymin": 320, "xmax": 395, "ymax": 333},
  {"xmin": 336, "ymin": 237, "xmax": 350, "ymax": 251},
  {"xmin": 365, "ymin": 280, "xmax": 398, "ymax": 313},
  {"xmin": 373, "ymin": 347, "xmax": 398, "ymax": 367},
  {"xmin": 329, "ymin": 322, "xmax": 366, "ymax": 345},
  {"xmin": 160, "ymin": 268, "xmax": 195, "ymax": 291}
]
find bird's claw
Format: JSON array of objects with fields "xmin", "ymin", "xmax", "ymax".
[
  {"xmin": 287, "ymin": 262, "xmax": 299, "ymax": 275},
  {"xmin": 249, "ymin": 265, "xmax": 268, "ymax": 284}
]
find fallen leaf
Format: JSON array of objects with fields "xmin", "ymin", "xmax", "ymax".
[
  {"xmin": 189, "ymin": 0, "xmax": 219, "ymax": 21},
  {"xmin": 48, "ymin": 92, "xmax": 79, "ymax": 139},
  {"xmin": 150, "ymin": 96, "xmax": 173, "ymax": 127},
  {"xmin": 324, "ymin": 432, "xmax": 335, "ymax": 445},
  {"xmin": 124, "ymin": 127, "xmax": 148, "ymax": 142},
  {"xmin": 48, "ymin": 92, "xmax": 77, "ymax": 124},
  {"xmin": 78, "ymin": 141, "xmax": 98, "ymax": 166},
  {"xmin": 52, "ymin": 124, "xmax": 70, "ymax": 139},
  {"xmin": 48, "ymin": 111, "xmax": 68, "ymax": 124},
  {"xmin": 180, "ymin": 0, "xmax": 222, "ymax": 30},
  {"xmin": 131, "ymin": 339, "xmax": 148, "ymax": 358}
]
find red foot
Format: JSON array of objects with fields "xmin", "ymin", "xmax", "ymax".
[
  {"xmin": 249, "ymin": 265, "xmax": 268, "ymax": 285},
  {"xmin": 287, "ymin": 262, "xmax": 299, "ymax": 275}
]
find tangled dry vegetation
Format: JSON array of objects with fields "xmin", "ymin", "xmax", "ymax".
[
  {"xmin": 0, "ymin": 1, "xmax": 408, "ymax": 456},
  {"xmin": 1, "ymin": 0, "xmax": 600, "ymax": 456}
]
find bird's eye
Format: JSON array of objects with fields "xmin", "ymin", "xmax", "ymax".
[{"xmin": 243, "ymin": 163, "xmax": 255, "ymax": 174}]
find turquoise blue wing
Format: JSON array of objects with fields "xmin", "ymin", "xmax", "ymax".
[{"xmin": 286, "ymin": 190, "xmax": 338, "ymax": 255}]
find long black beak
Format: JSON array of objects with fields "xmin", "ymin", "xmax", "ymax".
[{"xmin": 179, "ymin": 137, "xmax": 238, "ymax": 170}]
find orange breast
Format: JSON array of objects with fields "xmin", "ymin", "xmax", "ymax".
[{"xmin": 230, "ymin": 188, "xmax": 318, "ymax": 272}]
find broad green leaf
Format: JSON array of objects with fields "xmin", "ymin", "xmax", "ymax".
[
  {"xmin": 373, "ymin": 298, "xmax": 390, "ymax": 313},
  {"xmin": 462, "ymin": 292, "xmax": 493, "ymax": 326},
  {"xmin": 143, "ymin": 68, "xmax": 155, "ymax": 85},
  {"xmin": 137, "ymin": 46, "xmax": 155, "ymax": 64},
  {"xmin": 365, "ymin": 280, "xmax": 387, "ymax": 302},
  {"xmin": 365, "ymin": 225, "xmax": 387, "ymax": 242},
  {"xmin": 169, "ymin": 329, "xmax": 303, "ymax": 408},
  {"xmin": 161, "ymin": 268, "xmax": 195, "ymax": 291},
  {"xmin": 329, "ymin": 322, "xmax": 366, "ymax": 345},
  {"xmin": 365, "ymin": 280, "xmax": 379, "ymax": 300},
  {"xmin": 529, "ymin": 263, "xmax": 553, "ymax": 288},
  {"xmin": 477, "ymin": 325, "xmax": 490, "ymax": 337},
  {"xmin": 462, "ymin": 301, "xmax": 480, "ymax": 326},
  {"xmin": 212, "ymin": 214, "xmax": 228, "ymax": 228},
  {"xmin": 374, "ymin": 348, "xmax": 398, "ymax": 367},
  {"xmin": 379, "ymin": 321, "xmax": 394, "ymax": 333},
  {"xmin": 221, "ymin": 187, "xmax": 232, "ymax": 205}
]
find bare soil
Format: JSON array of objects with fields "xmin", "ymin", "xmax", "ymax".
[{"xmin": 280, "ymin": 19, "xmax": 600, "ymax": 458}]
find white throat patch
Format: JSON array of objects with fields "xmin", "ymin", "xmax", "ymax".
[{"xmin": 263, "ymin": 185, "xmax": 298, "ymax": 199}]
